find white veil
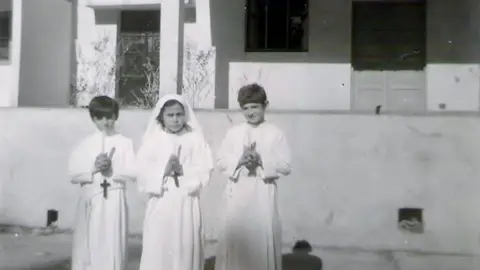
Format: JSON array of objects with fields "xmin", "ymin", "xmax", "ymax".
[{"xmin": 140, "ymin": 94, "xmax": 202, "ymax": 144}]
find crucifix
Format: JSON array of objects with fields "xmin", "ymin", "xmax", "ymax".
[
  {"xmin": 98, "ymin": 133, "xmax": 116, "ymax": 200},
  {"xmin": 100, "ymin": 179, "xmax": 111, "ymax": 199},
  {"xmin": 173, "ymin": 145, "xmax": 182, "ymax": 188}
]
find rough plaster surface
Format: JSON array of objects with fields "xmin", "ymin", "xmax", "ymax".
[{"xmin": 1, "ymin": 109, "xmax": 480, "ymax": 255}]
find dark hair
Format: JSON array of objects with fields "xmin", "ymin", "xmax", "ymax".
[
  {"xmin": 292, "ymin": 240, "xmax": 312, "ymax": 252},
  {"xmin": 88, "ymin": 95, "xmax": 119, "ymax": 120},
  {"xmin": 155, "ymin": 99, "xmax": 185, "ymax": 128},
  {"xmin": 237, "ymin": 83, "xmax": 268, "ymax": 108}
]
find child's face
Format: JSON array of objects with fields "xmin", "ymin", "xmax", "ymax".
[
  {"xmin": 93, "ymin": 116, "xmax": 116, "ymax": 134},
  {"xmin": 242, "ymin": 103, "xmax": 265, "ymax": 125},
  {"xmin": 162, "ymin": 103, "xmax": 186, "ymax": 133}
]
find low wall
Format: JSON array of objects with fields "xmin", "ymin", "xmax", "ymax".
[{"xmin": 0, "ymin": 108, "xmax": 479, "ymax": 254}]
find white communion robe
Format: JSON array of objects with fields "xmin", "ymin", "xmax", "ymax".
[
  {"xmin": 68, "ymin": 131, "xmax": 136, "ymax": 270},
  {"xmin": 136, "ymin": 130, "xmax": 213, "ymax": 270},
  {"xmin": 215, "ymin": 122, "xmax": 292, "ymax": 270}
]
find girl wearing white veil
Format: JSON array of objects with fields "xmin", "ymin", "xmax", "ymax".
[{"xmin": 136, "ymin": 94, "xmax": 213, "ymax": 270}]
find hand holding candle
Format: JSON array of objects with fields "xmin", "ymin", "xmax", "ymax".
[
  {"xmin": 164, "ymin": 146, "xmax": 183, "ymax": 187},
  {"xmin": 239, "ymin": 142, "xmax": 262, "ymax": 171},
  {"xmin": 94, "ymin": 147, "xmax": 115, "ymax": 175}
]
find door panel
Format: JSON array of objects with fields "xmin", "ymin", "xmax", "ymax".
[
  {"xmin": 353, "ymin": 71, "xmax": 386, "ymax": 110},
  {"xmin": 353, "ymin": 70, "xmax": 425, "ymax": 112},
  {"xmin": 386, "ymin": 71, "xmax": 425, "ymax": 111}
]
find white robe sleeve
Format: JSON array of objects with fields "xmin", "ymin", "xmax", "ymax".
[
  {"xmin": 68, "ymin": 140, "xmax": 94, "ymax": 185},
  {"xmin": 259, "ymin": 131, "xmax": 292, "ymax": 180},
  {"xmin": 136, "ymin": 137, "xmax": 170, "ymax": 195},
  {"xmin": 112, "ymin": 139, "xmax": 137, "ymax": 183},
  {"xmin": 179, "ymin": 134, "xmax": 214, "ymax": 195},
  {"xmin": 216, "ymin": 128, "xmax": 242, "ymax": 180}
]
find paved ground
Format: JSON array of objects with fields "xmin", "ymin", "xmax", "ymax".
[{"xmin": 0, "ymin": 231, "xmax": 479, "ymax": 270}]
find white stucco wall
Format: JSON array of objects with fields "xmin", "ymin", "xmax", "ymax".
[
  {"xmin": 17, "ymin": 0, "xmax": 72, "ymax": 107},
  {"xmin": 0, "ymin": 0, "xmax": 21, "ymax": 107},
  {"xmin": 1, "ymin": 109, "xmax": 480, "ymax": 255}
]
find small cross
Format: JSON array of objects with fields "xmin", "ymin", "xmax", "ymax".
[{"xmin": 100, "ymin": 179, "xmax": 110, "ymax": 199}]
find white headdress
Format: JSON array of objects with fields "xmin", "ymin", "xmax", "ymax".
[{"xmin": 141, "ymin": 94, "xmax": 201, "ymax": 144}]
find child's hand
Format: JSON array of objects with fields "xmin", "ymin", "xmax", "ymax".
[
  {"xmin": 250, "ymin": 149, "xmax": 262, "ymax": 168},
  {"xmin": 243, "ymin": 142, "xmax": 262, "ymax": 170},
  {"xmin": 94, "ymin": 153, "xmax": 111, "ymax": 173},
  {"xmin": 165, "ymin": 155, "xmax": 181, "ymax": 176},
  {"xmin": 238, "ymin": 147, "xmax": 254, "ymax": 167},
  {"xmin": 170, "ymin": 155, "xmax": 183, "ymax": 176}
]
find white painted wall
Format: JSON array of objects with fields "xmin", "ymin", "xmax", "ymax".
[
  {"xmin": 0, "ymin": 0, "xmax": 21, "ymax": 107},
  {"xmin": 2, "ymin": 109, "xmax": 480, "ymax": 254},
  {"xmin": 426, "ymin": 65, "xmax": 480, "ymax": 111}
]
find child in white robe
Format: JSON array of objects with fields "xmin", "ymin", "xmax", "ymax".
[
  {"xmin": 215, "ymin": 83, "xmax": 292, "ymax": 270},
  {"xmin": 136, "ymin": 94, "xmax": 213, "ymax": 270},
  {"xmin": 68, "ymin": 96, "xmax": 136, "ymax": 270}
]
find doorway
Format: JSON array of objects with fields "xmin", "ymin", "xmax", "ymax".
[
  {"xmin": 351, "ymin": 0, "xmax": 427, "ymax": 112},
  {"xmin": 117, "ymin": 10, "xmax": 160, "ymax": 106}
]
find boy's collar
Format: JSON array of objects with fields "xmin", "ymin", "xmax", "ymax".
[
  {"xmin": 95, "ymin": 129, "xmax": 118, "ymax": 136},
  {"xmin": 245, "ymin": 120, "xmax": 266, "ymax": 128}
]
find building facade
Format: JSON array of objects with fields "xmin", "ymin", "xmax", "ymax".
[{"xmin": 0, "ymin": 0, "xmax": 480, "ymax": 112}]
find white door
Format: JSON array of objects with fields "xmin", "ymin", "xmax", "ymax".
[{"xmin": 352, "ymin": 70, "xmax": 425, "ymax": 112}]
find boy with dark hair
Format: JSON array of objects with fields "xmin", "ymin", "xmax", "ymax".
[
  {"xmin": 215, "ymin": 84, "xmax": 292, "ymax": 270},
  {"xmin": 68, "ymin": 95, "xmax": 136, "ymax": 270}
]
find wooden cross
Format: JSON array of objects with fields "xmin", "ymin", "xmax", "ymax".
[{"xmin": 100, "ymin": 179, "xmax": 110, "ymax": 199}]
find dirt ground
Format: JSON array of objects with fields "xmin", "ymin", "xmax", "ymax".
[{"xmin": 0, "ymin": 231, "xmax": 479, "ymax": 270}]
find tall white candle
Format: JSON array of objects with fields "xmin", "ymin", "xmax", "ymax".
[{"xmin": 101, "ymin": 132, "xmax": 106, "ymax": 153}]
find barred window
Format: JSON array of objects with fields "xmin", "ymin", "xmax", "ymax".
[
  {"xmin": 0, "ymin": 11, "xmax": 11, "ymax": 61},
  {"xmin": 245, "ymin": 0, "xmax": 309, "ymax": 52}
]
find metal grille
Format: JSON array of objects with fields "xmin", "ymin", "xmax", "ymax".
[{"xmin": 117, "ymin": 33, "xmax": 160, "ymax": 105}]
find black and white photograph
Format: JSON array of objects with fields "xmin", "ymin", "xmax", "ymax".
[{"xmin": 0, "ymin": 0, "xmax": 479, "ymax": 269}]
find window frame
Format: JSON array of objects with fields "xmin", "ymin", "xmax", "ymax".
[
  {"xmin": 0, "ymin": 11, "xmax": 12, "ymax": 63},
  {"xmin": 244, "ymin": 0, "xmax": 309, "ymax": 53},
  {"xmin": 116, "ymin": 10, "xmax": 161, "ymax": 106}
]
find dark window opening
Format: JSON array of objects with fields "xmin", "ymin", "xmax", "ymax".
[
  {"xmin": 0, "ymin": 11, "xmax": 11, "ymax": 61},
  {"xmin": 245, "ymin": 0, "xmax": 309, "ymax": 52},
  {"xmin": 117, "ymin": 10, "xmax": 160, "ymax": 107},
  {"xmin": 398, "ymin": 207, "xmax": 424, "ymax": 233},
  {"xmin": 351, "ymin": 1, "xmax": 426, "ymax": 71},
  {"xmin": 46, "ymin": 209, "xmax": 58, "ymax": 227}
]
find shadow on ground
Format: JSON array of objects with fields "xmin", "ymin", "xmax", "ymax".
[
  {"xmin": 37, "ymin": 252, "xmax": 323, "ymax": 270},
  {"xmin": 204, "ymin": 253, "xmax": 323, "ymax": 270},
  {"xmin": 37, "ymin": 254, "xmax": 323, "ymax": 270},
  {"xmin": 29, "ymin": 240, "xmax": 322, "ymax": 270}
]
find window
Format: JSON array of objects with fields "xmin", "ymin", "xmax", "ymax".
[
  {"xmin": 117, "ymin": 10, "xmax": 160, "ymax": 106},
  {"xmin": 0, "ymin": 11, "xmax": 11, "ymax": 61},
  {"xmin": 245, "ymin": 0, "xmax": 309, "ymax": 52},
  {"xmin": 351, "ymin": 1, "xmax": 426, "ymax": 71}
]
